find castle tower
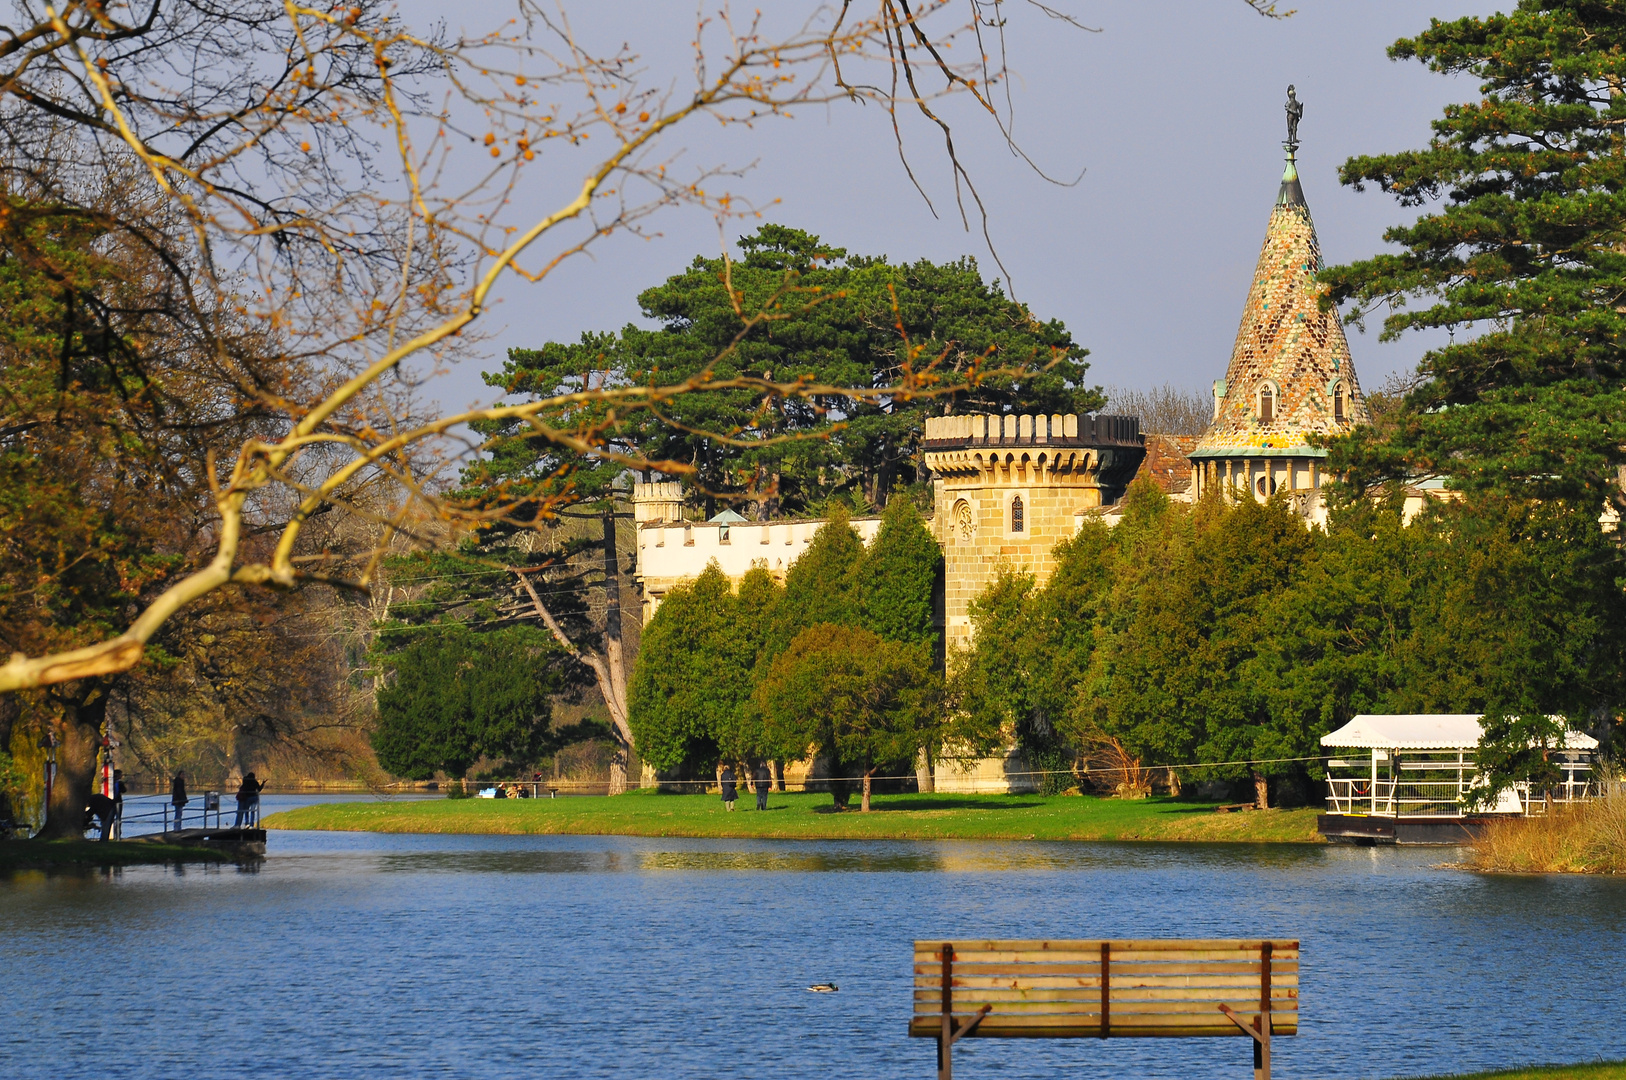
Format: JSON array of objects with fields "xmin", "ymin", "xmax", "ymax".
[
  {"xmin": 924, "ymin": 412, "xmax": 1145, "ymax": 654},
  {"xmin": 1189, "ymin": 89, "xmax": 1367, "ymax": 510},
  {"xmin": 632, "ymin": 480, "xmax": 685, "ymax": 525}
]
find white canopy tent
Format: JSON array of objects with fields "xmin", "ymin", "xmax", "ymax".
[
  {"xmin": 1320, "ymin": 714, "xmax": 1597, "ymax": 818},
  {"xmin": 1321, "ymin": 714, "xmax": 1598, "ymax": 752}
]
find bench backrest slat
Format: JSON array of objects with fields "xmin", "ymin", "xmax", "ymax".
[{"xmin": 909, "ymin": 939, "xmax": 1298, "ymax": 1041}]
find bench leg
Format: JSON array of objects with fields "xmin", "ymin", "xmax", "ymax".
[{"xmin": 1218, "ymin": 1004, "xmax": 1271, "ymax": 1080}]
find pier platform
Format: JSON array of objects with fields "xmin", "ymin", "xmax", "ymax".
[
  {"xmin": 133, "ymin": 827, "xmax": 266, "ymax": 858},
  {"xmin": 1317, "ymin": 813, "xmax": 1491, "ymax": 846}
]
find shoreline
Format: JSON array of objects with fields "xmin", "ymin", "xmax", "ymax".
[
  {"xmin": 264, "ymin": 791, "xmax": 1328, "ymax": 843},
  {"xmin": 0, "ymin": 839, "xmax": 232, "ymax": 871},
  {"xmin": 1400, "ymin": 1065, "xmax": 1626, "ymax": 1080}
]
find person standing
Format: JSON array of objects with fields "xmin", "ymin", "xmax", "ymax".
[
  {"xmin": 753, "ymin": 763, "xmax": 771, "ymax": 811},
  {"xmin": 719, "ymin": 765, "xmax": 737, "ymax": 812},
  {"xmin": 112, "ymin": 769, "xmax": 126, "ymax": 840},
  {"xmin": 169, "ymin": 772, "xmax": 188, "ymax": 832},
  {"xmin": 233, "ymin": 772, "xmax": 265, "ymax": 828}
]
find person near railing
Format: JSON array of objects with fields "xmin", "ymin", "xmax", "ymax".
[
  {"xmin": 170, "ymin": 772, "xmax": 188, "ymax": 832},
  {"xmin": 85, "ymin": 792, "xmax": 116, "ymax": 841},
  {"xmin": 233, "ymin": 772, "xmax": 265, "ymax": 829},
  {"xmin": 112, "ymin": 769, "xmax": 126, "ymax": 840}
]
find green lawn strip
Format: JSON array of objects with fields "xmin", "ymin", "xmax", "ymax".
[
  {"xmin": 0, "ymin": 839, "xmax": 230, "ymax": 870},
  {"xmin": 1393, "ymin": 1064, "xmax": 1626, "ymax": 1080},
  {"xmin": 264, "ymin": 792, "xmax": 1324, "ymax": 842}
]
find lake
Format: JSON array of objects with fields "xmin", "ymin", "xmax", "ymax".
[{"xmin": 2, "ymin": 799, "xmax": 1624, "ymax": 1079}]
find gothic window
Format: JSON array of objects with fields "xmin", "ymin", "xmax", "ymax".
[
  {"xmin": 1333, "ymin": 384, "xmax": 1346, "ymax": 423},
  {"xmin": 1259, "ymin": 384, "xmax": 1276, "ymax": 423},
  {"xmin": 953, "ymin": 499, "xmax": 975, "ymax": 542},
  {"xmin": 1011, "ymin": 496, "xmax": 1025, "ymax": 533}
]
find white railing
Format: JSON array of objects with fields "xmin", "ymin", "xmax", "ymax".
[{"xmin": 1325, "ymin": 777, "xmax": 1598, "ymax": 818}]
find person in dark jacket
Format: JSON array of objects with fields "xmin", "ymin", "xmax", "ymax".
[
  {"xmin": 84, "ymin": 793, "xmax": 116, "ymax": 841},
  {"xmin": 719, "ymin": 765, "xmax": 737, "ymax": 811},
  {"xmin": 753, "ymin": 763, "xmax": 771, "ymax": 811},
  {"xmin": 233, "ymin": 772, "xmax": 265, "ymax": 828},
  {"xmin": 169, "ymin": 772, "xmax": 188, "ymax": 832},
  {"xmin": 112, "ymin": 769, "xmax": 126, "ymax": 840}
]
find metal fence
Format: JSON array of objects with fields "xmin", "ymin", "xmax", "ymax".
[
  {"xmin": 109, "ymin": 793, "xmax": 261, "ymax": 838},
  {"xmin": 1325, "ymin": 777, "xmax": 1599, "ymax": 818}
]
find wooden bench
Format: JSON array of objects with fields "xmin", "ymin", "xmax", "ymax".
[{"xmin": 911, "ymin": 938, "xmax": 1298, "ymax": 1080}]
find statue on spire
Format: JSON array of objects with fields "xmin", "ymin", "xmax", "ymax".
[{"xmin": 1284, "ymin": 85, "xmax": 1303, "ymax": 153}]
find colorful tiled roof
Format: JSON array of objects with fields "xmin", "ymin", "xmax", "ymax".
[{"xmin": 1191, "ymin": 153, "xmax": 1367, "ymax": 459}]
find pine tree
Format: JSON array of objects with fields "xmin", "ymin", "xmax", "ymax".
[{"xmin": 1321, "ymin": 1, "xmax": 1626, "ymax": 516}]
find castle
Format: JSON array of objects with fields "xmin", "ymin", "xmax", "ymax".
[
  {"xmin": 631, "ymin": 97, "xmax": 1367, "ymax": 789},
  {"xmin": 1188, "ymin": 99, "xmax": 1368, "ymax": 518}
]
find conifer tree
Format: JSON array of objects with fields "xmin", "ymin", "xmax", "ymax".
[
  {"xmin": 756, "ymin": 624, "xmax": 936, "ymax": 810},
  {"xmin": 860, "ymin": 497, "xmax": 943, "ymax": 653},
  {"xmin": 372, "ymin": 624, "xmax": 571, "ymax": 781},
  {"xmin": 627, "ymin": 563, "xmax": 756, "ymax": 771},
  {"xmin": 769, "ymin": 505, "xmax": 866, "ymax": 654},
  {"xmin": 1321, "ymin": 1, "xmax": 1626, "ymax": 516}
]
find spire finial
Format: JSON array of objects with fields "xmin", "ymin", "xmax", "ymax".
[{"xmin": 1284, "ymin": 84, "xmax": 1302, "ymax": 158}]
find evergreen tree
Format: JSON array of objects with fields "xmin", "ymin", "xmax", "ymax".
[
  {"xmin": 860, "ymin": 496, "xmax": 943, "ymax": 652},
  {"xmin": 372, "ymin": 624, "xmax": 571, "ymax": 780},
  {"xmin": 482, "ymin": 224, "xmax": 1104, "ymax": 513},
  {"xmin": 755, "ymin": 624, "xmax": 937, "ymax": 810},
  {"xmin": 1320, "ymin": 1, "xmax": 1626, "ymax": 517},
  {"xmin": 627, "ymin": 563, "xmax": 757, "ymax": 771},
  {"xmin": 1072, "ymin": 482, "xmax": 1208, "ymax": 771},
  {"xmin": 770, "ymin": 505, "xmax": 866, "ymax": 654}
]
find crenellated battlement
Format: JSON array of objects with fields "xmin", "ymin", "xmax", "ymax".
[{"xmin": 923, "ymin": 412, "xmax": 1143, "ymax": 449}]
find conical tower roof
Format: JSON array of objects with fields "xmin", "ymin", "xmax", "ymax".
[{"xmin": 1192, "ymin": 146, "xmax": 1367, "ymax": 459}]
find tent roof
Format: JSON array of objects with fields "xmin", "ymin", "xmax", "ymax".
[
  {"xmin": 707, "ymin": 508, "xmax": 748, "ymax": 523},
  {"xmin": 1321, "ymin": 714, "xmax": 1598, "ymax": 751}
]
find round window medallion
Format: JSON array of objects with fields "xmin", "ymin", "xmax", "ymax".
[{"xmin": 953, "ymin": 499, "xmax": 975, "ymax": 542}]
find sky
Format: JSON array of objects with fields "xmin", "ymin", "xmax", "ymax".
[{"xmin": 420, "ymin": 0, "xmax": 1497, "ymax": 416}]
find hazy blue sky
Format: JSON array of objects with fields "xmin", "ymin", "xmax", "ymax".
[{"xmin": 427, "ymin": 0, "xmax": 1495, "ymax": 415}]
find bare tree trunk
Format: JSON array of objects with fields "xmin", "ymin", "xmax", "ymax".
[
  {"xmin": 513, "ymin": 559, "xmax": 634, "ymax": 795},
  {"xmin": 915, "ymin": 747, "xmax": 934, "ymax": 793},
  {"xmin": 773, "ymin": 759, "xmax": 785, "ymax": 792},
  {"xmin": 38, "ymin": 683, "xmax": 107, "ymax": 840},
  {"xmin": 1166, "ymin": 767, "xmax": 1181, "ymax": 797},
  {"xmin": 861, "ymin": 767, "xmax": 873, "ymax": 812},
  {"xmin": 598, "ymin": 510, "xmax": 631, "ymax": 795},
  {"xmin": 1252, "ymin": 770, "xmax": 1269, "ymax": 811}
]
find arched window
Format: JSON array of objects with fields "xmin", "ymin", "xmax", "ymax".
[
  {"xmin": 1333, "ymin": 384, "xmax": 1346, "ymax": 423},
  {"xmin": 1256, "ymin": 474, "xmax": 1277, "ymax": 497},
  {"xmin": 1259, "ymin": 384, "xmax": 1275, "ymax": 423},
  {"xmin": 1010, "ymin": 496, "xmax": 1025, "ymax": 533}
]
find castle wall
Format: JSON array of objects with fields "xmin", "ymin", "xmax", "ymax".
[{"xmin": 634, "ymin": 516, "xmax": 883, "ymax": 624}]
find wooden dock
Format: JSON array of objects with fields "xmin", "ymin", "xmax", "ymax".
[{"xmin": 134, "ymin": 827, "xmax": 266, "ymax": 858}]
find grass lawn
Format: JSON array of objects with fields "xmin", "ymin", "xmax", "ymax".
[
  {"xmin": 0, "ymin": 838, "xmax": 230, "ymax": 870},
  {"xmin": 264, "ymin": 790, "xmax": 1324, "ymax": 842},
  {"xmin": 1398, "ymin": 1065, "xmax": 1626, "ymax": 1080}
]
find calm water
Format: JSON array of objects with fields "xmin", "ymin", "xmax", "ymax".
[{"xmin": 2, "ymin": 805, "xmax": 1624, "ymax": 1080}]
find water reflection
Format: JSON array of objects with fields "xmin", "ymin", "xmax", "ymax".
[{"xmin": 361, "ymin": 840, "xmax": 1337, "ymax": 876}]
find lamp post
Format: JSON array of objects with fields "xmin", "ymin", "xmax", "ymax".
[{"xmin": 99, "ymin": 725, "xmax": 120, "ymax": 798}]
